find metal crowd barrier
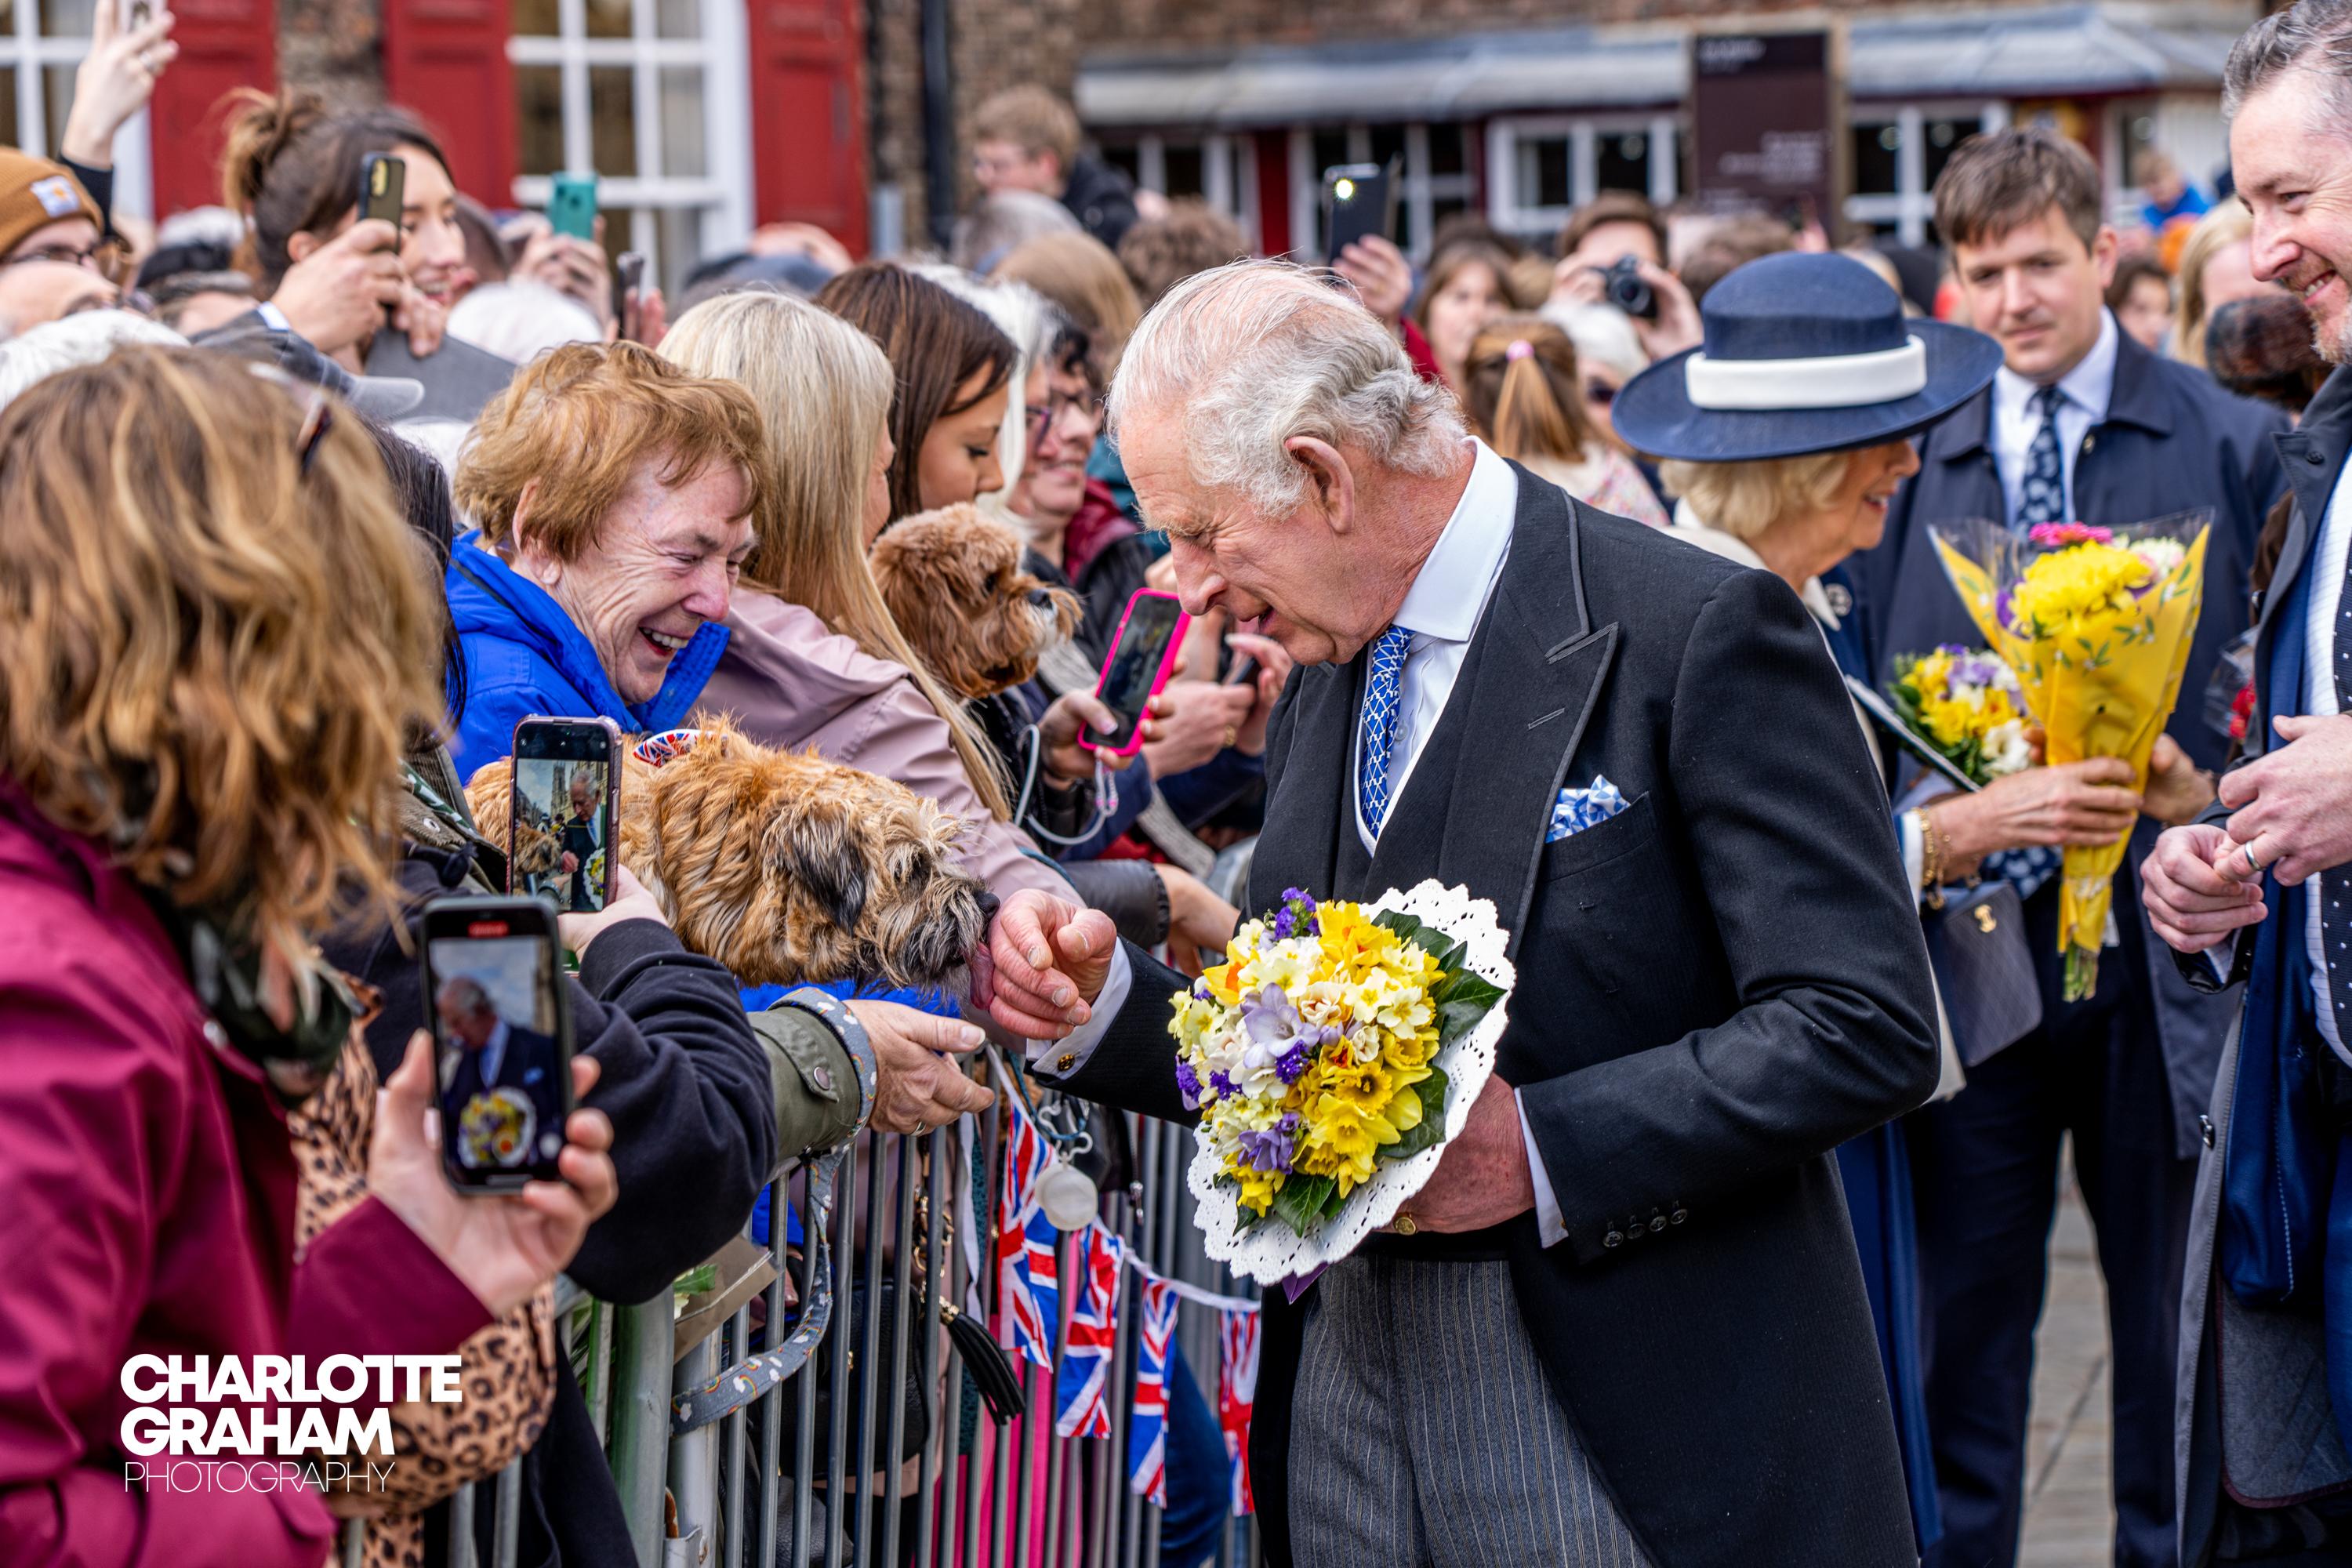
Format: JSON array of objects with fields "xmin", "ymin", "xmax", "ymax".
[{"xmin": 346, "ymin": 1070, "xmax": 1261, "ymax": 1568}]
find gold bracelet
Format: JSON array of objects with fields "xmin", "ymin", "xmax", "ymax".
[{"xmin": 1918, "ymin": 810, "xmax": 1946, "ymax": 907}]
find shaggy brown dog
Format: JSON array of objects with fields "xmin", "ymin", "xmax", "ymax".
[
  {"xmin": 466, "ymin": 721, "xmax": 993, "ymax": 992},
  {"xmin": 869, "ymin": 503, "xmax": 1080, "ymax": 700}
]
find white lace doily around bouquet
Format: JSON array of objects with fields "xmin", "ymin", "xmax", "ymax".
[{"xmin": 1185, "ymin": 879, "xmax": 1515, "ymax": 1286}]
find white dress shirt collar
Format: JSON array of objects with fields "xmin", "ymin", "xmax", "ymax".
[
  {"xmin": 480, "ymin": 1017, "xmax": 511, "ymax": 1087},
  {"xmin": 1392, "ymin": 438, "xmax": 1518, "ymax": 644},
  {"xmin": 1993, "ymin": 307, "xmax": 2118, "ymax": 430}
]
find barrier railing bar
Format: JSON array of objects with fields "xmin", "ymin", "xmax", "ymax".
[
  {"xmin": 881, "ymin": 1131, "xmax": 920, "ymax": 1567},
  {"xmin": 447, "ymin": 1472, "xmax": 477, "ymax": 1568},
  {"xmin": 793, "ymin": 1163, "xmax": 821, "ymax": 1568},
  {"xmin": 721, "ymin": 1305, "xmax": 748, "ymax": 1568},
  {"xmin": 757, "ymin": 1176, "xmax": 786, "ymax": 1568},
  {"xmin": 608, "ymin": 1296, "xmax": 670, "ymax": 1568},
  {"xmin": 914, "ymin": 1126, "xmax": 950, "ymax": 1568}
]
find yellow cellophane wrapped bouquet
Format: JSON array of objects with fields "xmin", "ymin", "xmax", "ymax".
[{"xmin": 1931, "ymin": 514, "xmax": 2211, "ymax": 999}]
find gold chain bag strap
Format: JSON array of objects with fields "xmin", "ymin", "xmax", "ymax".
[{"xmin": 289, "ymin": 1034, "xmax": 557, "ymax": 1565}]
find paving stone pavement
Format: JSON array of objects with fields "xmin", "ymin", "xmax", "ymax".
[{"xmin": 2017, "ymin": 1163, "xmax": 2120, "ymax": 1567}]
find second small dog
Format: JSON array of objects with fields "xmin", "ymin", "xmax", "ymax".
[
  {"xmin": 869, "ymin": 504, "xmax": 1081, "ymax": 700},
  {"xmin": 466, "ymin": 720, "xmax": 993, "ymax": 993}
]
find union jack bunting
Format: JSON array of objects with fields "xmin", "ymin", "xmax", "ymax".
[
  {"xmin": 1127, "ymin": 1273, "xmax": 1180, "ymax": 1506},
  {"xmin": 993, "ymin": 1099, "xmax": 1060, "ymax": 1370},
  {"xmin": 1052, "ymin": 1219, "xmax": 1124, "ymax": 1438},
  {"xmin": 1218, "ymin": 1305, "xmax": 1261, "ymax": 1517}
]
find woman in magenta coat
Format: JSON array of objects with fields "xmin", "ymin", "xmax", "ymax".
[{"xmin": 0, "ymin": 347, "xmax": 616, "ymax": 1567}]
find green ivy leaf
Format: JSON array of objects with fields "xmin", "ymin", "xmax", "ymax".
[
  {"xmin": 1272, "ymin": 1174, "xmax": 1337, "ymax": 1238},
  {"xmin": 1382, "ymin": 1065, "xmax": 1451, "ymax": 1160},
  {"xmin": 1432, "ymin": 969, "xmax": 1506, "ymax": 1044},
  {"xmin": 1371, "ymin": 910, "xmax": 1426, "ymax": 947}
]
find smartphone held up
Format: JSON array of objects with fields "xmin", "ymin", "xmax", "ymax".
[
  {"xmin": 1080, "ymin": 588, "xmax": 1189, "ymax": 757},
  {"xmin": 507, "ymin": 717, "xmax": 623, "ymax": 914},
  {"xmin": 419, "ymin": 895, "xmax": 575, "ymax": 1195}
]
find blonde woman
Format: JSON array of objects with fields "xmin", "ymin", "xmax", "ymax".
[
  {"xmin": 2170, "ymin": 203, "xmax": 2271, "ymax": 368},
  {"xmin": 666, "ymin": 290, "xmax": 1107, "ymax": 904}
]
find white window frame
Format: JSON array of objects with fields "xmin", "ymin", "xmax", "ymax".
[
  {"xmin": 1483, "ymin": 112, "xmax": 1679, "ymax": 242},
  {"xmin": 1286, "ymin": 122, "xmax": 1477, "ymax": 263},
  {"xmin": 1844, "ymin": 100, "xmax": 2004, "ymax": 247},
  {"xmin": 507, "ymin": 0, "xmax": 751, "ymax": 288},
  {"xmin": 1116, "ymin": 132, "xmax": 1257, "ymax": 246},
  {"xmin": 4, "ymin": 5, "xmax": 151, "ymax": 223}
]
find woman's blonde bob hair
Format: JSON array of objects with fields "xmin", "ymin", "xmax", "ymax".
[
  {"xmin": 1657, "ymin": 451, "xmax": 1854, "ymax": 542},
  {"xmin": 661, "ymin": 290, "xmax": 1012, "ymax": 817},
  {"xmin": 0, "ymin": 347, "xmax": 441, "ymax": 949},
  {"xmin": 2169, "ymin": 203, "xmax": 2254, "ymax": 370}
]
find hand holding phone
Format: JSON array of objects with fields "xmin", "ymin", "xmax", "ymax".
[
  {"xmin": 1080, "ymin": 589, "xmax": 1189, "ymax": 757},
  {"xmin": 418, "ymin": 895, "xmax": 577, "ymax": 1195},
  {"xmin": 359, "ymin": 152, "xmax": 407, "ymax": 235},
  {"xmin": 1323, "ymin": 159, "xmax": 1399, "ymax": 260},
  {"xmin": 509, "ymin": 717, "xmax": 622, "ymax": 912},
  {"xmin": 370, "ymin": 1022, "xmax": 613, "ymax": 1308},
  {"xmin": 548, "ymin": 173, "xmax": 599, "ymax": 241}
]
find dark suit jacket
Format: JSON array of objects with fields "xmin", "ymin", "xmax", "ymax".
[
  {"xmin": 1850, "ymin": 322, "xmax": 2285, "ymax": 1156},
  {"xmin": 444, "ymin": 1022, "xmax": 565, "ymax": 1168},
  {"xmin": 1043, "ymin": 473, "xmax": 1943, "ymax": 1567}
]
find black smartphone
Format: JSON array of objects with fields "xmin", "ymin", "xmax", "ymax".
[
  {"xmin": 507, "ymin": 716, "xmax": 622, "ymax": 912},
  {"xmin": 1323, "ymin": 159, "xmax": 1399, "ymax": 260},
  {"xmin": 1079, "ymin": 588, "xmax": 1189, "ymax": 757},
  {"xmin": 419, "ymin": 895, "xmax": 574, "ymax": 1194},
  {"xmin": 359, "ymin": 152, "xmax": 407, "ymax": 235},
  {"xmin": 614, "ymin": 249, "xmax": 647, "ymax": 332}
]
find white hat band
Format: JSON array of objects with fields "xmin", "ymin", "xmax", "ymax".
[{"xmin": 1682, "ymin": 336, "xmax": 1928, "ymax": 412}]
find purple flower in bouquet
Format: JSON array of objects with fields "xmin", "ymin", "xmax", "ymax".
[
  {"xmin": 1270, "ymin": 887, "xmax": 1320, "ymax": 940},
  {"xmin": 1276, "ymin": 1039, "xmax": 1313, "ymax": 1083},
  {"xmin": 1235, "ymin": 1112, "xmax": 1302, "ymax": 1174},
  {"xmin": 1242, "ymin": 986, "xmax": 1338, "ymax": 1057},
  {"xmin": 1209, "ymin": 1070, "xmax": 1236, "ymax": 1099},
  {"xmin": 1175, "ymin": 1058, "xmax": 1203, "ymax": 1110}
]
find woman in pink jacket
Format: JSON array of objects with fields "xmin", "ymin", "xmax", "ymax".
[
  {"xmin": 669, "ymin": 289, "xmax": 1117, "ymax": 907},
  {"xmin": 0, "ymin": 348, "xmax": 616, "ymax": 1568}
]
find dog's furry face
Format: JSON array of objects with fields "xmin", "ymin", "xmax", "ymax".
[
  {"xmin": 465, "ymin": 722, "xmax": 992, "ymax": 992},
  {"xmin": 869, "ymin": 504, "xmax": 1081, "ymax": 700}
]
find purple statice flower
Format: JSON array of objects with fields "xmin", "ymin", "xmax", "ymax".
[
  {"xmin": 1274, "ymin": 887, "xmax": 1320, "ymax": 938},
  {"xmin": 1235, "ymin": 1112, "xmax": 1302, "ymax": 1174},
  {"xmin": 1276, "ymin": 1039, "xmax": 1313, "ymax": 1083},
  {"xmin": 1270, "ymin": 905, "xmax": 1297, "ymax": 941},
  {"xmin": 1209, "ymin": 1070, "xmax": 1237, "ymax": 1099},
  {"xmin": 1192, "ymin": 978, "xmax": 1212, "ymax": 1002},
  {"xmin": 1175, "ymin": 1058, "xmax": 1204, "ymax": 1110}
]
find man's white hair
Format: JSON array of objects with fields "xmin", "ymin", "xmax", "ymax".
[
  {"xmin": 0, "ymin": 310, "xmax": 186, "ymax": 412},
  {"xmin": 1107, "ymin": 259, "xmax": 1464, "ymax": 514}
]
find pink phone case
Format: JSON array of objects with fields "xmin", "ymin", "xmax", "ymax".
[{"xmin": 1079, "ymin": 589, "xmax": 1189, "ymax": 757}]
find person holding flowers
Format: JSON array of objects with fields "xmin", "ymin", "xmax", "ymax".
[
  {"xmin": 1849, "ymin": 127, "xmax": 2285, "ymax": 1568},
  {"xmin": 978, "ymin": 257, "xmax": 1943, "ymax": 1567}
]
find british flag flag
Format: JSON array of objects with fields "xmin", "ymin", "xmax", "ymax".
[
  {"xmin": 1218, "ymin": 1305, "xmax": 1261, "ymax": 1517},
  {"xmin": 1053, "ymin": 1219, "xmax": 1124, "ymax": 1438},
  {"xmin": 993, "ymin": 1100, "xmax": 1059, "ymax": 1370},
  {"xmin": 1127, "ymin": 1274, "xmax": 1180, "ymax": 1506}
]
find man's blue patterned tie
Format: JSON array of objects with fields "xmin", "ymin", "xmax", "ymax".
[
  {"xmin": 1980, "ymin": 383, "xmax": 2068, "ymax": 904},
  {"xmin": 2324, "ymin": 546, "xmax": 2352, "ymax": 1044},
  {"xmin": 1357, "ymin": 624, "xmax": 1415, "ymax": 840}
]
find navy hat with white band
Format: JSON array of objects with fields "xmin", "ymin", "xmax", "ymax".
[{"xmin": 1611, "ymin": 252, "xmax": 2002, "ymax": 463}]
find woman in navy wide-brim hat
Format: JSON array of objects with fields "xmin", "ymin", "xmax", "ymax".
[{"xmin": 1618, "ymin": 251, "xmax": 2024, "ymax": 1558}]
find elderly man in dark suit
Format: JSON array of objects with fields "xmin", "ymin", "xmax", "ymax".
[
  {"xmin": 978, "ymin": 258, "xmax": 1944, "ymax": 1567},
  {"xmin": 1849, "ymin": 128, "xmax": 2285, "ymax": 1568},
  {"xmin": 2144, "ymin": 6, "xmax": 2352, "ymax": 1561}
]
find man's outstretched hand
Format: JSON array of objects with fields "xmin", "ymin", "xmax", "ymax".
[{"xmin": 981, "ymin": 888, "xmax": 1118, "ymax": 1040}]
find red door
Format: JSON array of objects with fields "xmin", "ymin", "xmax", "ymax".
[
  {"xmin": 746, "ymin": 0, "xmax": 866, "ymax": 255},
  {"xmin": 382, "ymin": 0, "xmax": 517, "ymax": 205},
  {"xmin": 144, "ymin": 0, "xmax": 274, "ymax": 216}
]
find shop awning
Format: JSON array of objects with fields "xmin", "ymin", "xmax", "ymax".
[{"xmin": 1073, "ymin": 2, "xmax": 2248, "ymax": 129}]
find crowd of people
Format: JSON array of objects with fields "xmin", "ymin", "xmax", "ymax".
[{"xmin": 8, "ymin": 2, "xmax": 2352, "ymax": 1565}]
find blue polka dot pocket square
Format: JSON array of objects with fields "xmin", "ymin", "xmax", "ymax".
[{"xmin": 1546, "ymin": 775, "xmax": 1628, "ymax": 844}]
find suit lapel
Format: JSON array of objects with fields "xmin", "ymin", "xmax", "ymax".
[
  {"xmin": 1428, "ymin": 477, "xmax": 1619, "ymax": 958},
  {"xmin": 1246, "ymin": 659, "xmax": 1354, "ymax": 910}
]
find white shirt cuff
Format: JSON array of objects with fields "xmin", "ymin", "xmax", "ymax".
[
  {"xmin": 1025, "ymin": 943, "xmax": 1133, "ymax": 1076},
  {"xmin": 255, "ymin": 300, "xmax": 293, "ymax": 333},
  {"xmin": 2207, "ymin": 947, "xmax": 2233, "ymax": 986},
  {"xmin": 1900, "ymin": 810, "xmax": 1927, "ymax": 899},
  {"xmin": 1516, "ymin": 1090, "xmax": 1566, "ymax": 1247}
]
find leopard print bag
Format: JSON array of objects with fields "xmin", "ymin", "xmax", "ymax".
[{"xmin": 290, "ymin": 1037, "xmax": 558, "ymax": 1568}]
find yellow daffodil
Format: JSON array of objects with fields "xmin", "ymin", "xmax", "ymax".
[{"xmin": 1295, "ymin": 1091, "xmax": 1403, "ymax": 1193}]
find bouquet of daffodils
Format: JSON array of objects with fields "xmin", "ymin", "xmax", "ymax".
[
  {"xmin": 1888, "ymin": 645, "xmax": 2034, "ymax": 787},
  {"xmin": 1168, "ymin": 881, "xmax": 1514, "ymax": 1283},
  {"xmin": 1932, "ymin": 514, "xmax": 2212, "ymax": 999}
]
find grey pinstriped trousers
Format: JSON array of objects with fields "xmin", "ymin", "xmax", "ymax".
[{"xmin": 1289, "ymin": 1255, "xmax": 1653, "ymax": 1567}]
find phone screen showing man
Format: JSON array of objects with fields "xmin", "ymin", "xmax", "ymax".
[{"xmin": 427, "ymin": 924, "xmax": 568, "ymax": 1189}]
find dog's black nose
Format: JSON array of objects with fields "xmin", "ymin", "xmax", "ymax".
[
  {"xmin": 1025, "ymin": 587, "xmax": 1058, "ymax": 610},
  {"xmin": 975, "ymin": 889, "xmax": 1001, "ymax": 927}
]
